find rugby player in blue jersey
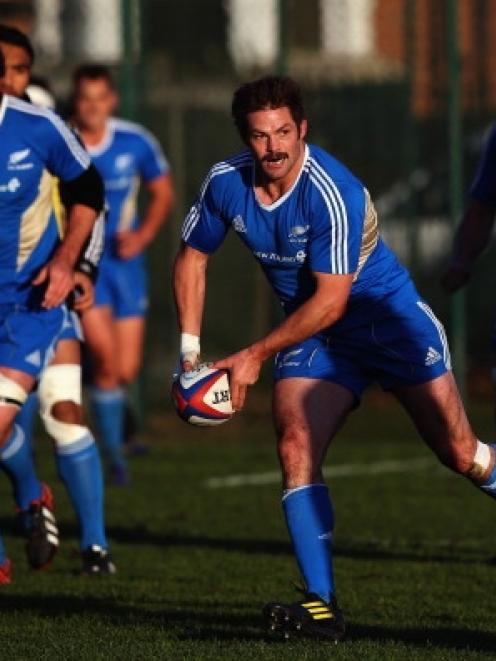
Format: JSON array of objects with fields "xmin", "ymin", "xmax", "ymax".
[
  {"xmin": 0, "ymin": 38, "xmax": 107, "ymax": 581},
  {"xmin": 443, "ymin": 123, "xmax": 496, "ymax": 412},
  {"xmin": 174, "ymin": 76, "xmax": 496, "ymax": 640},
  {"xmin": 70, "ymin": 65, "xmax": 174, "ymax": 484}
]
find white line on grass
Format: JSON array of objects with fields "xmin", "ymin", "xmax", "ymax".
[{"xmin": 205, "ymin": 456, "xmax": 437, "ymax": 489}]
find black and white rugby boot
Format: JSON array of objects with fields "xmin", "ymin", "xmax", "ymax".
[
  {"xmin": 81, "ymin": 545, "xmax": 117, "ymax": 576},
  {"xmin": 22, "ymin": 483, "xmax": 59, "ymax": 570},
  {"xmin": 263, "ymin": 593, "xmax": 345, "ymax": 642}
]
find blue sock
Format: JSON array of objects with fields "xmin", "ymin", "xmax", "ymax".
[
  {"xmin": 90, "ymin": 387, "xmax": 126, "ymax": 468},
  {"xmin": 0, "ymin": 424, "xmax": 42, "ymax": 510},
  {"xmin": 15, "ymin": 392, "xmax": 39, "ymax": 449},
  {"xmin": 56, "ymin": 432, "xmax": 107, "ymax": 550},
  {"xmin": 283, "ymin": 484, "xmax": 335, "ymax": 602},
  {"xmin": 0, "ymin": 533, "xmax": 6, "ymax": 564}
]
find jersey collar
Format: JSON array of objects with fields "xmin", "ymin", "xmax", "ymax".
[
  {"xmin": 85, "ymin": 121, "xmax": 115, "ymax": 156},
  {"xmin": 253, "ymin": 143, "xmax": 309, "ymax": 212}
]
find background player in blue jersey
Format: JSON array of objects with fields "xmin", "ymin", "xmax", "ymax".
[
  {"xmin": 0, "ymin": 43, "xmax": 104, "ymax": 582},
  {"xmin": 0, "ymin": 26, "xmax": 115, "ymax": 576},
  {"xmin": 70, "ymin": 65, "xmax": 174, "ymax": 484},
  {"xmin": 442, "ymin": 122, "xmax": 496, "ymax": 416},
  {"xmin": 174, "ymin": 76, "xmax": 496, "ymax": 640}
]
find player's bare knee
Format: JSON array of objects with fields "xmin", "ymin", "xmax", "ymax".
[{"xmin": 51, "ymin": 400, "xmax": 84, "ymax": 426}]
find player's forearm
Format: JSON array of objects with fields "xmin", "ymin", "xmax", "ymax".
[
  {"xmin": 250, "ymin": 294, "xmax": 346, "ymax": 363},
  {"xmin": 451, "ymin": 201, "xmax": 495, "ymax": 268},
  {"xmin": 55, "ymin": 204, "xmax": 97, "ymax": 268},
  {"xmin": 140, "ymin": 177, "xmax": 175, "ymax": 245},
  {"xmin": 173, "ymin": 249, "xmax": 207, "ymax": 336}
]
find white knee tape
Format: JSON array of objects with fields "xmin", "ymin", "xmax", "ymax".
[
  {"xmin": 38, "ymin": 364, "xmax": 87, "ymax": 445},
  {"xmin": 0, "ymin": 374, "xmax": 28, "ymax": 408},
  {"xmin": 467, "ymin": 439, "xmax": 492, "ymax": 480}
]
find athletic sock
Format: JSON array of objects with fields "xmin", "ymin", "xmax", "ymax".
[
  {"xmin": 0, "ymin": 533, "xmax": 7, "ymax": 565},
  {"xmin": 90, "ymin": 387, "xmax": 126, "ymax": 468},
  {"xmin": 282, "ymin": 483, "xmax": 335, "ymax": 602},
  {"xmin": 15, "ymin": 392, "xmax": 39, "ymax": 448},
  {"xmin": 55, "ymin": 432, "xmax": 107, "ymax": 550},
  {"xmin": 0, "ymin": 424, "xmax": 42, "ymax": 510}
]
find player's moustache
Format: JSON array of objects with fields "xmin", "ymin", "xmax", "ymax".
[{"xmin": 263, "ymin": 152, "xmax": 288, "ymax": 162}]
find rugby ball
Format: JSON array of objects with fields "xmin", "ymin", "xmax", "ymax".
[{"xmin": 171, "ymin": 363, "xmax": 234, "ymax": 426}]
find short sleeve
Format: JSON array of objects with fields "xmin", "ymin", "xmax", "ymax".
[
  {"xmin": 41, "ymin": 112, "xmax": 91, "ymax": 181},
  {"xmin": 308, "ymin": 180, "xmax": 365, "ymax": 275},
  {"xmin": 135, "ymin": 130, "xmax": 169, "ymax": 182},
  {"xmin": 470, "ymin": 124, "xmax": 496, "ymax": 208},
  {"xmin": 181, "ymin": 170, "xmax": 229, "ymax": 254}
]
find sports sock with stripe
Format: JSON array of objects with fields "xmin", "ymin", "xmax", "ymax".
[
  {"xmin": 56, "ymin": 432, "xmax": 107, "ymax": 549},
  {"xmin": 282, "ymin": 483, "xmax": 335, "ymax": 602},
  {"xmin": 0, "ymin": 424, "xmax": 42, "ymax": 510}
]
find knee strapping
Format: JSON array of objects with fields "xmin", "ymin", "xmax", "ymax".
[
  {"xmin": 0, "ymin": 374, "xmax": 28, "ymax": 409},
  {"xmin": 38, "ymin": 364, "xmax": 88, "ymax": 445}
]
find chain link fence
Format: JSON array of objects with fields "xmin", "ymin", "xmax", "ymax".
[{"xmin": 1, "ymin": 0, "xmax": 495, "ymax": 403}]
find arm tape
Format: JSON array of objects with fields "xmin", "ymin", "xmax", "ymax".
[{"xmin": 60, "ymin": 164, "xmax": 105, "ymax": 213}]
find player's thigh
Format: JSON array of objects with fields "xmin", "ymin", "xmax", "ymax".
[
  {"xmin": 115, "ymin": 316, "xmax": 145, "ymax": 384},
  {"xmin": 50, "ymin": 338, "xmax": 81, "ymax": 366},
  {"xmin": 0, "ymin": 367, "xmax": 35, "ymax": 442},
  {"xmin": 81, "ymin": 305, "xmax": 118, "ymax": 382},
  {"xmin": 394, "ymin": 371, "xmax": 476, "ymax": 472},
  {"xmin": 273, "ymin": 378, "xmax": 355, "ymax": 487}
]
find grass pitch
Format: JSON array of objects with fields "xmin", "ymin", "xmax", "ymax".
[{"xmin": 1, "ymin": 391, "xmax": 496, "ymax": 660}]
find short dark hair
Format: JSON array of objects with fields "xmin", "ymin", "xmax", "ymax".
[
  {"xmin": 0, "ymin": 24, "xmax": 34, "ymax": 63},
  {"xmin": 231, "ymin": 75, "xmax": 305, "ymax": 139},
  {"xmin": 72, "ymin": 63, "xmax": 115, "ymax": 90}
]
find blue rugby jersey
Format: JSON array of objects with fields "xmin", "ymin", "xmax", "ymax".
[
  {"xmin": 182, "ymin": 144, "xmax": 411, "ymax": 329},
  {"xmin": 0, "ymin": 94, "xmax": 90, "ymax": 305},
  {"xmin": 470, "ymin": 123, "xmax": 496, "ymax": 208},
  {"xmin": 86, "ymin": 118, "xmax": 169, "ymax": 260}
]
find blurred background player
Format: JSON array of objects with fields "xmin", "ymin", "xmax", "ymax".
[
  {"xmin": 175, "ymin": 75, "xmax": 496, "ymax": 641},
  {"xmin": 0, "ymin": 45, "xmax": 102, "ymax": 580},
  {"xmin": 442, "ymin": 124, "xmax": 496, "ymax": 421},
  {"xmin": 0, "ymin": 25, "xmax": 115, "ymax": 576},
  {"xmin": 71, "ymin": 64, "xmax": 174, "ymax": 484}
]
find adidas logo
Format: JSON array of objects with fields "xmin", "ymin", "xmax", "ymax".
[
  {"xmin": 425, "ymin": 346, "xmax": 441, "ymax": 366},
  {"xmin": 25, "ymin": 350, "xmax": 41, "ymax": 367}
]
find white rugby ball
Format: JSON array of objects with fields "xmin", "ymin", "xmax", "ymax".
[{"xmin": 171, "ymin": 363, "xmax": 234, "ymax": 426}]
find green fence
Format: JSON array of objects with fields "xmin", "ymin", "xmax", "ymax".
[{"xmin": 2, "ymin": 0, "xmax": 496, "ymax": 405}]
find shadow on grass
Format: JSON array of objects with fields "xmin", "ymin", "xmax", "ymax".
[
  {"xmin": 349, "ymin": 622, "xmax": 496, "ymax": 654},
  {"xmin": 1, "ymin": 592, "xmax": 495, "ymax": 652},
  {"xmin": 0, "ymin": 593, "xmax": 266, "ymax": 641},
  {"xmin": 1, "ymin": 515, "xmax": 493, "ymax": 566}
]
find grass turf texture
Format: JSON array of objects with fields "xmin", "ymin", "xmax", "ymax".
[{"xmin": 1, "ymin": 392, "xmax": 495, "ymax": 660}]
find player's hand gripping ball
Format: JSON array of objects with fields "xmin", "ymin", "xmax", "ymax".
[{"xmin": 172, "ymin": 363, "xmax": 234, "ymax": 426}]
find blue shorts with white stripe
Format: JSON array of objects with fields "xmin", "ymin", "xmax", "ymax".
[{"xmin": 274, "ymin": 282, "xmax": 451, "ymax": 403}]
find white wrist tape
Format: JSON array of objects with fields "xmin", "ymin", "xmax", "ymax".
[
  {"xmin": 467, "ymin": 439, "xmax": 492, "ymax": 480},
  {"xmin": 180, "ymin": 333, "xmax": 200, "ymax": 359}
]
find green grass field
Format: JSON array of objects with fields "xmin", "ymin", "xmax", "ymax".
[{"xmin": 1, "ymin": 391, "xmax": 496, "ymax": 660}]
